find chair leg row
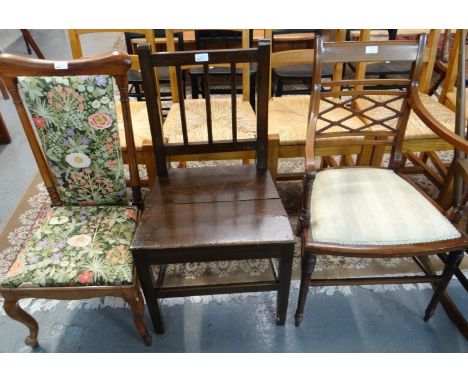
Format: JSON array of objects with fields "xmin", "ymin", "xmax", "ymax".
[{"xmin": 1, "ymin": 284, "xmax": 152, "ymax": 348}]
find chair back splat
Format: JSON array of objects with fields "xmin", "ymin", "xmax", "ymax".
[
  {"xmin": 138, "ymin": 40, "xmax": 271, "ymax": 177},
  {"xmin": 0, "ymin": 52, "xmax": 142, "ymax": 207},
  {"xmin": 309, "ymin": 35, "xmax": 427, "ymax": 172}
]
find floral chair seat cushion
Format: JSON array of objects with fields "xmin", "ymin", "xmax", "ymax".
[
  {"xmin": 1, "ymin": 206, "xmax": 137, "ymax": 288},
  {"xmin": 19, "ymin": 75, "xmax": 127, "ymax": 206}
]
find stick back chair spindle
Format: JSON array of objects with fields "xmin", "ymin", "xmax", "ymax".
[
  {"xmin": 295, "ymin": 35, "xmax": 468, "ymax": 337},
  {"xmin": 0, "ymin": 52, "xmax": 152, "ymax": 347},
  {"xmin": 132, "ymin": 41, "xmax": 295, "ymax": 334}
]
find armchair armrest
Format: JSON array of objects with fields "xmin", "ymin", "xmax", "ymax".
[
  {"xmin": 304, "ymin": 90, "xmax": 321, "ymax": 178},
  {"xmin": 409, "ymin": 87, "xmax": 468, "ymax": 153}
]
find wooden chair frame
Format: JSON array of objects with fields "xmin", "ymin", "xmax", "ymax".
[
  {"xmin": 133, "ymin": 41, "xmax": 295, "ymax": 334},
  {"xmin": 154, "ymin": 29, "xmax": 264, "ymax": 167},
  {"xmin": 295, "ymin": 35, "xmax": 468, "ymax": 338},
  {"xmin": 439, "ymin": 29, "xmax": 468, "ymax": 111},
  {"xmin": 352, "ymin": 30, "xmax": 465, "ymax": 204},
  {"xmin": 0, "ymin": 52, "xmax": 152, "ymax": 347},
  {"xmin": 68, "ymin": 29, "xmax": 159, "ymax": 187},
  {"xmin": 164, "ymin": 29, "xmax": 251, "ymax": 104},
  {"xmin": 265, "ymin": 29, "xmax": 373, "ymax": 181}
]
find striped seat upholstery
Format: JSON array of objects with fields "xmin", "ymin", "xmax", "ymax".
[{"xmin": 310, "ymin": 168, "xmax": 461, "ymax": 246}]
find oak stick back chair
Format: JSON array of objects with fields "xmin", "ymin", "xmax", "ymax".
[
  {"xmin": 146, "ymin": 30, "xmax": 260, "ymax": 167},
  {"xmin": 139, "ymin": 41, "xmax": 270, "ymax": 174},
  {"xmin": 132, "ymin": 41, "xmax": 295, "ymax": 334},
  {"xmin": 295, "ymin": 35, "xmax": 468, "ymax": 337},
  {"xmin": 0, "ymin": 52, "xmax": 152, "ymax": 347},
  {"xmin": 68, "ymin": 29, "xmax": 159, "ymax": 187}
]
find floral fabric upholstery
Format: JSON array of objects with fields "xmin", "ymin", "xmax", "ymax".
[
  {"xmin": 1, "ymin": 206, "xmax": 137, "ymax": 288},
  {"xmin": 19, "ymin": 75, "xmax": 127, "ymax": 206}
]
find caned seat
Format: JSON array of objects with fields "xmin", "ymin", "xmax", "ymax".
[
  {"xmin": 2, "ymin": 206, "xmax": 136, "ymax": 288},
  {"xmin": 354, "ymin": 93, "xmax": 456, "ymax": 140},
  {"xmin": 268, "ymin": 95, "xmax": 366, "ymax": 145},
  {"xmin": 116, "ymin": 101, "xmax": 151, "ymax": 150},
  {"xmin": 310, "ymin": 168, "xmax": 460, "ymax": 246},
  {"xmin": 164, "ymin": 98, "xmax": 256, "ymax": 143}
]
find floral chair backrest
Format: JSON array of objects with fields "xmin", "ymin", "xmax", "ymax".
[{"xmin": 19, "ymin": 75, "xmax": 127, "ymax": 206}]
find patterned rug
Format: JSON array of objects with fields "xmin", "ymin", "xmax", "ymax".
[{"xmin": 1, "ymin": 154, "xmax": 467, "ymax": 315}]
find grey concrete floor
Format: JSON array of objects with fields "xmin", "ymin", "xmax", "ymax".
[
  {"xmin": 0, "ymin": 282, "xmax": 467, "ymax": 352},
  {"xmin": 0, "ymin": 30, "xmax": 467, "ymax": 353}
]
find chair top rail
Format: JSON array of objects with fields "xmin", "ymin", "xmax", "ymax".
[
  {"xmin": 322, "ymin": 40, "xmax": 421, "ymax": 64},
  {"xmin": 148, "ymin": 47, "xmax": 259, "ymax": 67},
  {"xmin": 0, "ymin": 51, "xmax": 131, "ymax": 78}
]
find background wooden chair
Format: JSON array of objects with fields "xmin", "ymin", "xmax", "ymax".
[
  {"xmin": 351, "ymin": 30, "xmax": 465, "ymax": 203},
  {"xmin": 132, "ymin": 40, "xmax": 295, "ymax": 334},
  {"xmin": 438, "ymin": 29, "xmax": 468, "ymax": 119},
  {"xmin": 0, "ymin": 52, "xmax": 151, "ymax": 347},
  {"xmin": 265, "ymin": 29, "xmax": 375, "ymax": 181},
  {"xmin": 295, "ymin": 35, "xmax": 468, "ymax": 338},
  {"xmin": 161, "ymin": 29, "xmax": 257, "ymax": 166},
  {"xmin": 68, "ymin": 29, "xmax": 158, "ymax": 186},
  {"xmin": 188, "ymin": 29, "xmax": 256, "ymax": 106},
  {"xmin": 269, "ymin": 29, "xmax": 333, "ymax": 96}
]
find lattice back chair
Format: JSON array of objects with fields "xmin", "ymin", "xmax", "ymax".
[
  {"xmin": 351, "ymin": 29, "xmax": 464, "ymax": 201},
  {"xmin": 295, "ymin": 35, "xmax": 468, "ymax": 335},
  {"xmin": 68, "ymin": 29, "xmax": 158, "ymax": 187},
  {"xmin": 265, "ymin": 29, "xmax": 379, "ymax": 182},
  {"xmin": 0, "ymin": 52, "xmax": 152, "ymax": 347},
  {"xmin": 139, "ymin": 41, "xmax": 270, "ymax": 175}
]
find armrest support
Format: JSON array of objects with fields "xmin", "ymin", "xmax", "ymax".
[
  {"xmin": 304, "ymin": 89, "xmax": 320, "ymax": 179},
  {"xmin": 409, "ymin": 87, "xmax": 468, "ymax": 153}
]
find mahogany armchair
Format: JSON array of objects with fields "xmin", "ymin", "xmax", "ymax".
[
  {"xmin": 295, "ymin": 35, "xmax": 468, "ymax": 335},
  {"xmin": 0, "ymin": 52, "xmax": 151, "ymax": 347}
]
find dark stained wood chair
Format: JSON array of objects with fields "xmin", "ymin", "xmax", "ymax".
[
  {"xmin": 0, "ymin": 52, "xmax": 152, "ymax": 347},
  {"xmin": 132, "ymin": 40, "xmax": 295, "ymax": 334},
  {"xmin": 295, "ymin": 35, "xmax": 468, "ymax": 338}
]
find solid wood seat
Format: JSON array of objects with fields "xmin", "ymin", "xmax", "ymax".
[
  {"xmin": 134, "ymin": 165, "xmax": 291, "ymax": 250},
  {"xmin": 133, "ymin": 40, "xmax": 295, "ymax": 335}
]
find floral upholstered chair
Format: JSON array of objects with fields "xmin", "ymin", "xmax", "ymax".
[{"xmin": 0, "ymin": 52, "xmax": 151, "ymax": 347}]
